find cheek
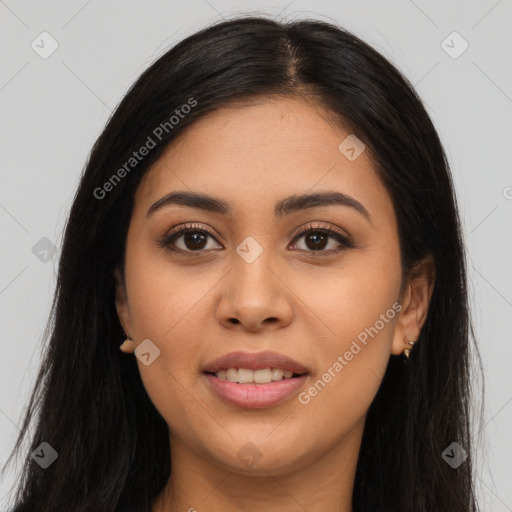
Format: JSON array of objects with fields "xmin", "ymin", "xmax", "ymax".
[
  {"xmin": 292, "ymin": 246, "xmax": 401, "ymax": 412},
  {"xmin": 125, "ymin": 252, "xmax": 212, "ymax": 359},
  {"xmin": 123, "ymin": 249, "xmax": 214, "ymax": 425},
  {"xmin": 295, "ymin": 242, "xmax": 401, "ymax": 348},
  {"xmin": 124, "ymin": 224, "xmax": 206, "ymax": 326}
]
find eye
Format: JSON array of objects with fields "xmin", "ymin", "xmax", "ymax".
[
  {"xmin": 290, "ymin": 223, "xmax": 353, "ymax": 254},
  {"xmin": 159, "ymin": 223, "xmax": 222, "ymax": 254}
]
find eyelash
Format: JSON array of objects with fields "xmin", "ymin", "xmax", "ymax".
[{"xmin": 158, "ymin": 222, "xmax": 354, "ymax": 257}]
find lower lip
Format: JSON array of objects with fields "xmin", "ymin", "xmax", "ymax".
[{"xmin": 204, "ymin": 373, "xmax": 308, "ymax": 409}]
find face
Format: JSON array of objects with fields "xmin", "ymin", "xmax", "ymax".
[{"xmin": 115, "ymin": 96, "xmax": 419, "ymax": 477}]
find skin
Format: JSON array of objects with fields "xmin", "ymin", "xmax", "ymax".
[{"xmin": 115, "ymin": 96, "xmax": 435, "ymax": 512}]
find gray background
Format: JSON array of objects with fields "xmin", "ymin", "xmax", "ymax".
[{"xmin": 1, "ymin": 1, "xmax": 511, "ymax": 510}]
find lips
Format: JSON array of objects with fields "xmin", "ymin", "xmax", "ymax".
[{"xmin": 202, "ymin": 351, "xmax": 310, "ymax": 409}]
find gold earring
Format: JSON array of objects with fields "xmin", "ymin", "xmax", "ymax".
[
  {"xmin": 404, "ymin": 338, "xmax": 416, "ymax": 359},
  {"xmin": 119, "ymin": 337, "xmax": 135, "ymax": 354}
]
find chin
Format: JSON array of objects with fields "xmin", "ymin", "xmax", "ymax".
[{"xmin": 199, "ymin": 432, "xmax": 312, "ymax": 475}]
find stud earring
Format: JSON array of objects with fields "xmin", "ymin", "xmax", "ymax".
[
  {"xmin": 403, "ymin": 337, "xmax": 416, "ymax": 359},
  {"xmin": 119, "ymin": 337, "xmax": 135, "ymax": 354}
]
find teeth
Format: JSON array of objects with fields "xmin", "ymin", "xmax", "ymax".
[
  {"xmin": 238, "ymin": 368, "xmax": 254, "ymax": 384},
  {"xmin": 226, "ymin": 368, "xmax": 238, "ymax": 382},
  {"xmin": 254, "ymin": 368, "xmax": 272, "ymax": 383},
  {"xmin": 214, "ymin": 367, "xmax": 298, "ymax": 384},
  {"xmin": 271, "ymin": 368, "xmax": 284, "ymax": 380}
]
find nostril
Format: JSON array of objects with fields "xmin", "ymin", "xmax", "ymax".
[{"xmin": 229, "ymin": 318, "xmax": 240, "ymax": 324}]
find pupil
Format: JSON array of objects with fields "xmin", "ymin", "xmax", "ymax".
[
  {"xmin": 307, "ymin": 232, "xmax": 327, "ymax": 250},
  {"xmin": 185, "ymin": 232, "xmax": 206, "ymax": 250}
]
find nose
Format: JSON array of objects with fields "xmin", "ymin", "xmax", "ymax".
[{"xmin": 215, "ymin": 249, "xmax": 294, "ymax": 333}]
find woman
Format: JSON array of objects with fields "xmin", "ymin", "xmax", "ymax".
[{"xmin": 3, "ymin": 15, "xmax": 482, "ymax": 512}]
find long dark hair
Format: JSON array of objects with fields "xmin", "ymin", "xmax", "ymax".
[{"xmin": 3, "ymin": 15, "xmax": 483, "ymax": 512}]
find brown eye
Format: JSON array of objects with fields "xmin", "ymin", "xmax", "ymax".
[
  {"xmin": 176, "ymin": 231, "xmax": 209, "ymax": 250},
  {"xmin": 302, "ymin": 231, "xmax": 329, "ymax": 250},
  {"xmin": 291, "ymin": 224, "xmax": 353, "ymax": 254},
  {"xmin": 160, "ymin": 224, "xmax": 222, "ymax": 253}
]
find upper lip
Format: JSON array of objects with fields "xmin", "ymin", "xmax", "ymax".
[{"xmin": 203, "ymin": 351, "xmax": 309, "ymax": 374}]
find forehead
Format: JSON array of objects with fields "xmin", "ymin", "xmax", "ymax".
[{"xmin": 134, "ymin": 96, "xmax": 393, "ymax": 223}]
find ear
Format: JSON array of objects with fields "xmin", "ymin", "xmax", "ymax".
[
  {"xmin": 114, "ymin": 267, "xmax": 133, "ymax": 337},
  {"xmin": 391, "ymin": 254, "xmax": 436, "ymax": 356}
]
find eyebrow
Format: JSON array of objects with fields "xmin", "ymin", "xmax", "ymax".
[{"xmin": 146, "ymin": 190, "xmax": 371, "ymax": 221}]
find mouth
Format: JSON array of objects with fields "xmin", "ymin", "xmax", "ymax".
[{"xmin": 202, "ymin": 351, "xmax": 310, "ymax": 409}]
